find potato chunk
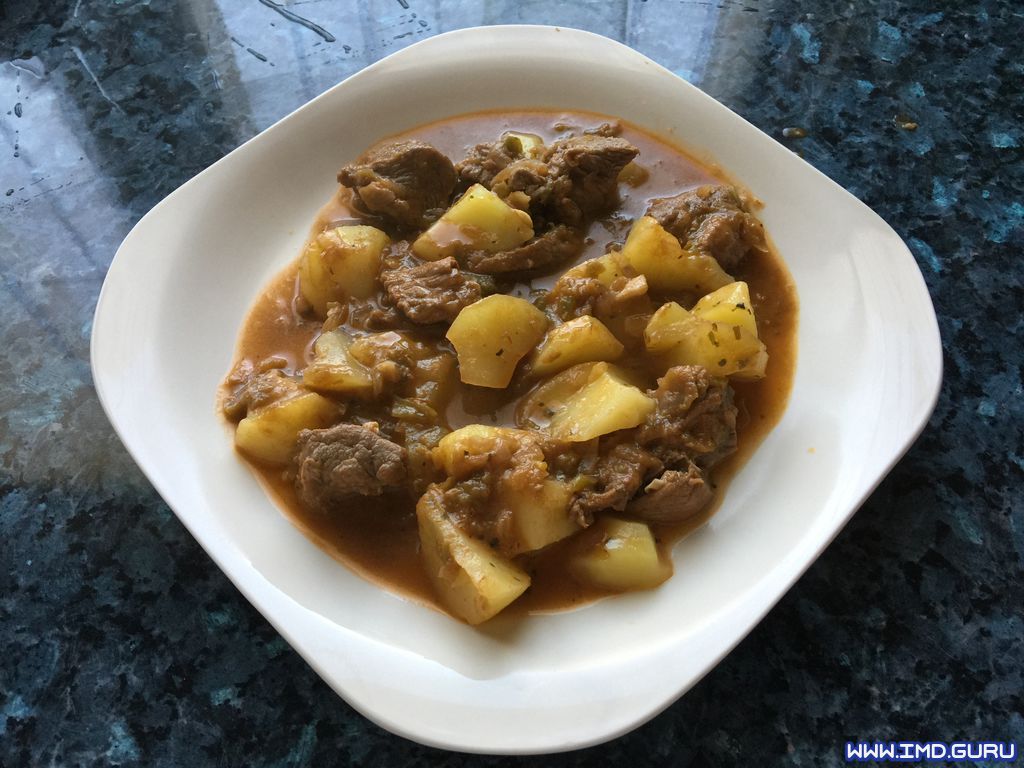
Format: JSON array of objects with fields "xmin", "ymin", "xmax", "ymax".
[
  {"xmin": 417, "ymin": 486, "xmax": 531, "ymax": 624},
  {"xmin": 619, "ymin": 216, "xmax": 733, "ymax": 294},
  {"xmin": 531, "ymin": 316, "xmax": 625, "ymax": 377},
  {"xmin": 446, "ymin": 295, "xmax": 548, "ymax": 388},
  {"xmin": 433, "ymin": 425, "xmax": 520, "ymax": 478},
  {"xmin": 643, "ymin": 302, "xmax": 694, "ymax": 352},
  {"xmin": 413, "ymin": 184, "xmax": 534, "ymax": 260},
  {"xmin": 645, "ymin": 301, "xmax": 767, "ymax": 380},
  {"xmin": 692, "ymin": 281, "xmax": 758, "ymax": 336},
  {"xmin": 235, "ymin": 392, "xmax": 339, "ymax": 466},
  {"xmin": 517, "ymin": 362, "xmax": 599, "ymax": 430},
  {"xmin": 546, "ymin": 363, "xmax": 656, "ymax": 442},
  {"xmin": 498, "ymin": 477, "xmax": 578, "ymax": 554},
  {"xmin": 555, "ymin": 250, "xmax": 630, "ymax": 288},
  {"xmin": 568, "ymin": 517, "xmax": 671, "ymax": 591},
  {"xmin": 302, "ymin": 330, "xmax": 375, "ymax": 396},
  {"xmin": 299, "ymin": 225, "xmax": 390, "ymax": 316}
]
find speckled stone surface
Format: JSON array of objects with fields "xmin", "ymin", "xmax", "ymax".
[{"xmin": 1, "ymin": 0, "xmax": 1021, "ymax": 764}]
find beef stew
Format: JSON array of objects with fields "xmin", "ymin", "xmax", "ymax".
[{"xmin": 220, "ymin": 110, "xmax": 798, "ymax": 625}]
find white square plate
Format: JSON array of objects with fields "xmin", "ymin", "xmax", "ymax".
[{"xmin": 92, "ymin": 26, "xmax": 942, "ymax": 754}]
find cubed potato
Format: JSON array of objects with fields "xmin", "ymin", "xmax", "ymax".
[
  {"xmin": 433, "ymin": 425, "xmax": 520, "ymax": 478},
  {"xmin": 645, "ymin": 301, "xmax": 767, "ymax": 380},
  {"xmin": 417, "ymin": 486, "xmax": 531, "ymax": 624},
  {"xmin": 568, "ymin": 517, "xmax": 671, "ymax": 591},
  {"xmin": 556, "ymin": 251, "xmax": 630, "ymax": 287},
  {"xmin": 413, "ymin": 184, "xmax": 534, "ymax": 260},
  {"xmin": 446, "ymin": 295, "xmax": 548, "ymax": 388},
  {"xmin": 299, "ymin": 225, "xmax": 389, "ymax": 316},
  {"xmin": 235, "ymin": 392, "xmax": 339, "ymax": 466},
  {"xmin": 531, "ymin": 316, "xmax": 625, "ymax": 378},
  {"xmin": 619, "ymin": 216, "xmax": 733, "ymax": 294},
  {"xmin": 302, "ymin": 330, "xmax": 375, "ymax": 395},
  {"xmin": 547, "ymin": 363, "xmax": 656, "ymax": 442},
  {"xmin": 691, "ymin": 281, "xmax": 758, "ymax": 336},
  {"xmin": 643, "ymin": 302, "xmax": 691, "ymax": 352},
  {"xmin": 297, "ymin": 241, "xmax": 333, "ymax": 318},
  {"xmin": 497, "ymin": 477, "xmax": 578, "ymax": 555},
  {"xmin": 516, "ymin": 362, "xmax": 600, "ymax": 430}
]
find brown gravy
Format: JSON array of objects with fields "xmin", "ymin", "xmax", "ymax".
[{"xmin": 225, "ymin": 110, "xmax": 798, "ymax": 616}]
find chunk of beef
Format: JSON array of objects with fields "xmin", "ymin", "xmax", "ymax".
[
  {"xmin": 548, "ymin": 274, "xmax": 607, "ymax": 319},
  {"xmin": 592, "ymin": 273, "xmax": 650, "ymax": 316},
  {"xmin": 645, "ymin": 185, "xmax": 767, "ymax": 272},
  {"xmin": 222, "ymin": 357, "xmax": 296, "ymax": 421},
  {"xmin": 547, "ymin": 267, "xmax": 652, "ymax": 328},
  {"xmin": 636, "ymin": 365, "xmax": 738, "ymax": 469},
  {"xmin": 568, "ymin": 366, "xmax": 736, "ymax": 520},
  {"xmin": 338, "ymin": 140, "xmax": 456, "ymax": 230},
  {"xmin": 542, "ymin": 135, "xmax": 638, "ymax": 226},
  {"xmin": 570, "ymin": 442, "xmax": 663, "ymax": 526},
  {"xmin": 294, "ymin": 423, "xmax": 407, "ymax": 511},
  {"xmin": 464, "ymin": 225, "xmax": 584, "ymax": 274},
  {"xmin": 321, "ymin": 293, "xmax": 407, "ymax": 332},
  {"xmin": 627, "ymin": 463, "xmax": 714, "ymax": 524},
  {"xmin": 459, "ymin": 133, "xmax": 638, "ymax": 228},
  {"xmin": 455, "ymin": 139, "xmax": 520, "ymax": 189},
  {"xmin": 380, "ymin": 257, "xmax": 481, "ymax": 324},
  {"xmin": 346, "ymin": 300, "xmax": 405, "ymax": 331},
  {"xmin": 490, "ymin": 158, "xmax": 549, "ymax": 211}
]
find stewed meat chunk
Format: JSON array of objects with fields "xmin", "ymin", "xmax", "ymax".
[
  {"xmin": 542, "ymin": 135, "xmax": 639, "ymax": 225},
  {"xmin": 628, "ymin": 464, "xmax": 714, "ymax": 524},
  {"xmin": 380, "ymin": 256, "xmax": 482, "ymax": 324},
  {"xmin": 338, "ymin": 140, "xmax": 456, "ymax": 230},
  {"xmin": 464, "ymin": 225, "xmax": 584, "ymax": 274},
  {"xmin": 571, "ymin": 442, "xmax": 663, "ymax": 525},
  {"xmin": 637, "ymin": 365, "xmax": 738, "ymax": 469},
  {"xmin": 294, "ymin": 423, "xmax": 407, "ymax": 511},
  {"xmin": 645, "ymin": 185, "xmax": 767, "ymax": 271}
]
